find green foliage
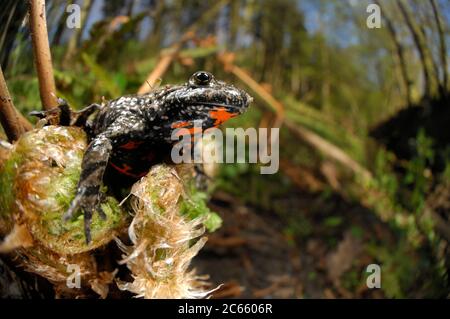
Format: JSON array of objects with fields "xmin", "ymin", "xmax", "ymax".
[
  {"xmin": 350, "ymin": 226, "xmax": 364, "ymax": 239},
  {"xmin": 180, "ymin": 188, "xmax": 222, "ymax": 233},
  {"xmin": 216, "ymin": 162, "xmax": 291, "ymax": 211},
  {"xmin": 0, "ymin": 151, "xmax": 22, "ymax": 222},
  {"xmin": 81, "ymin": 53, "xmax": 123, "ymax": 98},
  {"xmin": 284, "ymin": 98, "xmax": 366, "ymax": 164},
  {"xmin": 283, "ymin": 215, "xmax": 313, "ymax": 242},
  {"xmin": 402, "ymin": 129, "xmax": 434, "ymax": 213},
  {"xmin": 366, "ymin": 242, "xmax": 415, "ymax": 298},
  {"xmin": 359, "ymin": 129, "xmax": 449, "ymax": 296},
  {"xmin": 7, "ymin": 76, "xmax": 40, "ymax": 121},
  {"xmin": 341, "ymin": 269, "xmax": 361, "ymax": 292},
  {"xmin": 83, "ymin": 13, "xmax": 147, "ymax": 67},
  {"xmin": 367, "ymin": 130, "xmax": 437, "ymax": 240},
  {"xmin": 323, "ymin": 216, "xmax": 343, "ymax": 228},
  {"xmin": 366, "ymin": 239, "xmax": 447, "ymax": 298}
]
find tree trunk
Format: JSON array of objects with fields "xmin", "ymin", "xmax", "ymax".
[
  {"xmin": 52, "ymin": 5, "xmax": 70, "ymax": 46},
  {"xmin": 376, "ymin": 0, "xmax": 413, "ymax": 106},
  {"xmin": 429, "ymin": 0, "xmax": 448, "ymax": 96},
  {"xmin": 397, "ymin": 0, "xmax": 439, "ymax": 99},
  {"xmin": 146, "ymin": 0, "xmax": 165, "ymax": 51},
  {"xmin": 63, "ymin": 0, "xmax": 93, "ymax": 65}
]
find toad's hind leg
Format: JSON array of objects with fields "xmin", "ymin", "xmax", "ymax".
[{"xmin": 194, "ymin": 163, "xmax": 212, "ymax": 191}]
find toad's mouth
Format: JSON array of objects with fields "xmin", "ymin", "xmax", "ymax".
[
  {"xmin": 169, "ymin": 106, "xmax": 239, "ymax": 133},
  {"xmin": 207, "ymin": 107, "xmax": 240, "ymax": 126},
  {"xmin": 188, "ymin": 101, "xmax": 247, "ymax": 114}
]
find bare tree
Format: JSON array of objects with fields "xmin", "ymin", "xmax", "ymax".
[
  {"xmin": 63, "ymin": 0, "xmax": 93, "ymax": 64},
  {"xmin": 429, "ymin": 0, "xmax": 448, "ymax": 95},
  {"xmin": 376, "ymin": 0, "xmax": 413, "ymax": 106},
  {"xmin": 397, "ymin": 0, "xmax": 439, "ymax": 98}
]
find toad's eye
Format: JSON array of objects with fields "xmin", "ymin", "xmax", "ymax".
[{"xmin": 190, "ymin": 71, "xmax": 213, "ymax": 86}]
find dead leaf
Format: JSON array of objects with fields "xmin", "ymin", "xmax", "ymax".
[
  {"xmin": 0, "ymin": 223, "xmax": 34, "ymax": 253},
  {"xmin": 326, "ymin": 230, "xmax": 362, "ymax": 282}
]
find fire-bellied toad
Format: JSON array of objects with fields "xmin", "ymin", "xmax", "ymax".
[{"xmin": 31, "ymin": 71, "xmax": 252, "ymax": 243}]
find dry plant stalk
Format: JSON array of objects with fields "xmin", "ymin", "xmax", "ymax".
[
  {"xmin": 29, "ymin": 0, "xmax": 59, "ymax": 110},
  {"xmin": 0, "ymin": 67, "xmax": 26, "ymax": 141},
  {"xmin": 116, "ymin": 165, "xmax": 215, "ymax": 298}
]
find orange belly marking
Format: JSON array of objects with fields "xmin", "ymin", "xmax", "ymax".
[
  {"xmin": 119, "ymin": 141, "xmax": 144, "ymax": 150},
  {"xmin": 209, "ymin": 107, "xmax": 238, "ymax": 126}
]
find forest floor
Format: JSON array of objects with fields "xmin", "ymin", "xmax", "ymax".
[{"xmin": 195, "ymin": 190, "xmax": 394, "ymax": 299}]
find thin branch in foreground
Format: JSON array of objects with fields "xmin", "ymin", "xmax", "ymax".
[
  {"xmin": 29, "ymin": 0, "xmax": 59, "ymax": 110},
  {"xmin": 0, "ymin": 67, "xmax": 25, "ymax": 142}
]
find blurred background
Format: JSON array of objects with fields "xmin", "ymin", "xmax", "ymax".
[{"xmin": 1, "ymin": 0, "xmax": 449, "ymax": 298}]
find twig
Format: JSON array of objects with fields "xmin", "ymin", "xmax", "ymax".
[
  {"xmin": 29, "ymin": 0, "xmax": 58, "ymax": 110},
  {"xmin": 0, "ymin": 67, "xmax": 26, "ymax": 142},
  {"xmin": 211, "ymin": 281, "xmax": 243, "ymax": 299},
  {"xmin": 137, "ymin": 0, "xmax": 228, "ymax": 94},
  {"xmin": 137, "ymin": 36, "xmax": 192, "ymax": 94}
]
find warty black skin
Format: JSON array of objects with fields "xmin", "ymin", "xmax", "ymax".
[{"xmin": 32, "ymin": 71, "xmax": 252, "ymax": 243}]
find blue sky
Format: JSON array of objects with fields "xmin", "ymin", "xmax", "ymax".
[{"xmin": 55, "ymin": 0, "xmax": 448, "ymax": 52}]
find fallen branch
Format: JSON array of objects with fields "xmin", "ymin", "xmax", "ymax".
[
  {"xmin": 218, "ymin": 55, "xmax": 372, "ymax": 181},
  {"xmin": 138, "ymin": 0, "xmax": 228, "ymax": 94},
  {"xmin": 279, "ymin": 159, "xmax": 324, "ymax": 191},
  {"xmin": 0, "ymin": 67, "xmax": 27, "ymax": 142},
  {"xmin": 29, "ymin": 0, "xmax": 59, "ymax": 110},
  {"xmin": 218, "ymin": 53, "xmax": 285, "ymax": 127},
  {"xmin": 284, "ymin": 120, "xmax": 372, "ymax": 181}
]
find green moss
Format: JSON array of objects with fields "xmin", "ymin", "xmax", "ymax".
[
  {"xmin": 180, "ymin": 188, "xmax": 222, "ymax": 233},
  {"xmin": 323, "ymin": 216, "xmax": 343, "ymax": 228},
  {"xmin": 0, "ymin": 152, "xmax": 19, "ymax": 219},
  {"xmin": 0, "ymin": 126, "xmax": 127, "ymax": 254}
]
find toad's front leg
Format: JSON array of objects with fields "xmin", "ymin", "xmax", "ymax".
[
  {"xmin": 63, "ymin": 133, "xmax": 112, "ymax": 243},
  {"xmin": 30, "ymin": 100, "xmax": 101, "ymax": 129}
]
